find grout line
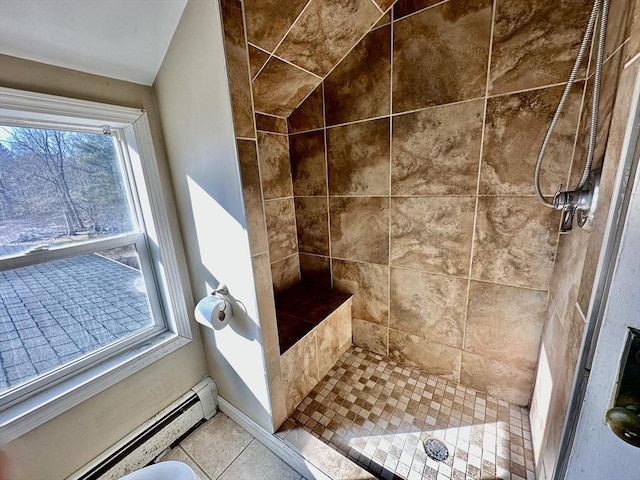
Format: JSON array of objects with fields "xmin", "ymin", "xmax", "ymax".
[
  {"xmin": 387, "ymin": 7, "xmax": 394, "ymax": 357},
  {"xmin": 255, "ymin": 111, "xmax": 288, "ymax": 119},
  {"xmin": 179, "ymin": 447, "xmax": 215, "ymax": 480},
  {"xmin": 247, "ymin": 42, "xmax": 271, "ymax": 82},
  {"xmin": 271, "ymin": 251, "xmax": 299, "ymax": 267},
  {"xmin": 214, "ymin": 439, "xmax": 255, "ymax": 479},
  {"xmin": 370, "ymin": 0, "xmax": 385, "ymax": 15}
]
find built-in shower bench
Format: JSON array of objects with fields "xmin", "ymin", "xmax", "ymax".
[{"xmin": 275, "ymin": 283, "xmax": 353, "ymax": 415}]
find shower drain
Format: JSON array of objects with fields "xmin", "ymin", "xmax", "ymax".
[{"xmin": 423, "ymin": 437, "xmax": 450, "ymax": 462}]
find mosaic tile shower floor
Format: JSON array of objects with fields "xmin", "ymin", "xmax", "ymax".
[{"xmin": 287, "ymin": 346, "xmax": 535, "ymax": 480}]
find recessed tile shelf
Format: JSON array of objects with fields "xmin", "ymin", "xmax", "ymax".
[{"xmin": 275, "ymin": 283, "xmax": 352, "ymax": 354}]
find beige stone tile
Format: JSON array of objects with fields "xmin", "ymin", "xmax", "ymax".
[
  {"xmin": 281, "ymin": 330, "xmax": 319, "ymax": 415},
  {"xmin": 316, "ymin": 300, "xmax": 352, "ymax": 378},
  {"xmin": 489, "ymin": 0, "xmax": 592, "ymax": 95},
  {"xmin": 460, "ymin": 352, "xmax": 534, "ymax": 406},
  {"xmin": 244, "ymin": 0, "xmax": 310, "ymax": 52},
  {"xmin": 237, "ymin": 140, "xmax": 268, "ymax": 256},
  {"xmin": 284, "ymin": 427, "xmax": 375, "ymax": 479},
  {"xmin": 220, "ymin": 0, "xmax": 255, "ymax": 139},
  {"xmin": 255, "ymin": 113, "xmax": 288, "ymax": 134},
  {"xmin": 372, "ymin": 0, "xmax": 395, "ymax": 12},
  {"xmin": 392, "ymin": 0, "xmax": 492, "ymax": 112},
  {"xmin": 289, "ymin": 130, "xmax": 327, "ymax": 196},
  {"xmin": 352, "ymin": 318, "xmax": 388, "ymax": 356},
  {"xmin": 294, "ymin": 196, "xmax": 329, "ymax": 255},
  {"xmin": 392, "ymin": 99, "xmax": 483, "ymax": 195},
  {"xmin": 265, "ymin": 198, "xmax": 298, "ymax": 262},
  {"xmin": 287, "ymin": 84, "xmax": 324, "ymax": 134},
  {"xmin": 248, "ymin": 44, "xmax": 270, "ymax": 79},
  {"xmin": 271, "ymin": 254, "xmax": 300, "ymax": 295},
  {"xmin": 324, "ymin": 25, "xmax": 391, "ymax": 125},
  {"xmin": 390, "ymin": 268, "xmax": 467, "ymax": 349},
  {"xmin": 390, "ymin": 196, "xmax": 475, "ymax": 276},
  {"xmin": 218, "ymin": 439, "xmax": 302, "ymax": 480},
  {"xmin": 327, "ymin": 118, "xmax": 390, "ymax": 195},
  {"xmin": 300, "ymin": 253, "xmax": 331, "ymax": 288},
  {"xmin": 577, "ymin": 58, "xmax": 639, "ymax": 313},
  {"xmin": 388, "ymin": 329, "xmax": 461, "ymax": 381},
  {"xmin": 332, "ymin": 259, "xmax": 389, "ymax": 326},
  {"xmin": 252, "ymin": 253, "xmax": 278, "ymax": 351},
  {"xmin": 330, "ymin": 197, "xmax": 389, "ymax": 265},
  {"xmin": 624, "ymin": 0, "xmax": 640, "ymax": 63},
  {"xmin": 252, "ymin": 56, "xmax": 321, "ymax": 117},
  {"xmin": 158, "ymin": 446, "xmax": 208, "ymax": 480},
  {"xmin": 480, "ymin": 84, "xmax": 582, "ymax": 196},
  {"xmin": 180, "ymin": 413, "xmax": 253, "ymax": 479},
  {"xmin": 265, "ymin": 345, "xmax": 288, "ymax": 431},
  {"xmin": 258, "ymin": 132, "xmax": 293, "ymax": 200},
  {"xmin": 393, "ymin": 0, "xmax": 443, "ymax": 20},
  {"xmin": 472, "ymin": 196, "xmax": 560, "ymax": 290},
  {"xmin": 275, "ymin": 0, "xmax": 382, "ymax": 77},
  {"xmin": 465, "ymin": 281, "xmax": 547, "ymax": 371}
]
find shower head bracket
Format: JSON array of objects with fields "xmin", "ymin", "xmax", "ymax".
[{"xmin": 553, "ymin": 168, "xmax": 601, "ymax": 234}]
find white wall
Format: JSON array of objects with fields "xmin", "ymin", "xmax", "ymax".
[
  {"xmin": 0, "ymin": 55, "xmax": 208, "ymax": 479},
  {"xmin": 153, "ymin": 0, "xmax": 272, "ymax": 430}
]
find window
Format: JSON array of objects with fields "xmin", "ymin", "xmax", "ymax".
[{"xmin": 0, "ymin": 88, "xmax": 192, "ymax": 442}]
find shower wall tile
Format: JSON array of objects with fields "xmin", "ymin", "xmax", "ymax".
[
  {"xmin": 489, "ymin": 0, "xmax": 592, "ymax": 95},
  {"xmin": 244, "ymin": 0, "xmax": 310, "ymax": 52},
  {"xmin": 248, "ymin": 44, "xmax": 270, "ymax": 79},
  {"xmin": 352, "ymin": 318, "xmax": 388, "ymax": 356},
  {"xmin": 465, "ymin": 281, "xmax": 547, "ymax": 372},
  {"xmin": 316, "ymin": 299, "xmax": 352, "ymax": 378},
  {"xmin": 372, "ymin": 0, "xmax": 395, "ymax": 12},
  {"xmin": 388, "ymin": 329, "xmax": 462, "ymax": 381},
  {"xmin": 591, "ymin": 0, "xmax": 633, "ymax": 72},
  {"xmin": 289, "ymin": 131, "xmax": 327, "ymax": 196},
  {"xmin": 324, "ymin": 25, "xmax": 391, "ymax": 125},
  {"xmin": 391, "ymin": 99, "xmax": 483, "ymax": 195},
  {"xmin": 294, "ymin": 196, "xmax": 330, "ymax": 255},
  {"xmin": 265, "ymin": 345, "xmax": 287, "ymax": 429},
  {"xmin": 577, "ymin": 56, "xmax": 638, "ymax": 313},
  {"xmin": 287, "ymin": 84, "xmax": 324, "ymax": 134},
  {"xmin": 570, "ymin": 51, "xmax": 623, "ymax": 187},
  {"xmin": 220, "ymin": 0, "xmax": 256, "ymax": 139},
  {"xmin": 252, "ymin": 57, "xmax": 321, "ymax": 116},
  {"xmin": 252, "ymin": 253, "xmax": 279, "ymax": 351},
  {"xmin": 624, "ymin": 0, "xmax": 640, "ymax": 62},
  {"xmin": 327, "ymin": 118, "xmax": 391, "ymax": 196},
  {"xmin": 330, "ymin": 197, "xmax": 389, "ymax": 265},
  {"xmin": 392, "ymin": 0, "xmax": 492, "ymax": 113},
  {"xmin": 236, "ymin": 140, "xmax": 268, "ymax": 255},
  {"xmin": 255, "ymin": 113, "xmax": 288, "ymax": 134},
  {"xmin": 393, "ymin": 0, "xmax": 443, "ymax": 20},
  {"xmin": 281, "ymin": 329, "xmax": 319, "ymax": 414},
  {"xmin": 274, "ymin": 0, "xmax": 382, "ymax": 77},
  {"xmin": 265, "ymin": 198, "xmax": 298, "ymax": 262},
  {"xmin": 390, "ymin": 196, "xmax": 475, "ymax": 276},
  {"xmin": 548, "ymin": 227, "xmax": 589, "ymax": 329},
  {"xmin": 258, "ymin": 132, "xmax": 293, "ymax": 200},
  {"xmin": 373, "ymin": 11, "xmax": 392, "ymax": 28},
  {"xmin": 389, "ymin": 268, "xmax": 467, "ymax": 349},
  {"xmin": 332, "ymin": 259, "xmax": 389, "ymax": 326},
  {"xmin": 300, "ymin": 253, "xmax": 331, "ymax": 288},
  {"xmin": 460, "ymin": 352, "xmax": 535, "ymax": 406},
  {"xmin": 480, "ymin": 85, "xmax": 583, "ymax": 197},
  {"xmin": 472, "ymin": 196, "xmax": 560, "ymax": 290},
  {"xmin": 271, "ymin": 254, "xmax": 301, "ymax": 294}
]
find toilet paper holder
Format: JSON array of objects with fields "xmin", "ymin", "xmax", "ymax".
[{"xmin": 195, "ymin": 284, "xmax": 234, "ymax": 329}]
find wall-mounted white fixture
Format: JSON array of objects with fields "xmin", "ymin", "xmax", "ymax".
[{"xmin": 194, "ymin": 284, "xmax": 233, "ymax": 330}]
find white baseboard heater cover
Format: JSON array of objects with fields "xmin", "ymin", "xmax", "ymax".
[{"xmin": 68, "ymin": 377, "xmax": 218, "ymax": 480}]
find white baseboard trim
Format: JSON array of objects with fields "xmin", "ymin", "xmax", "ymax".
[{"xmin": 218, "ymin": 397, "xmax": 334, "ymax": 480}]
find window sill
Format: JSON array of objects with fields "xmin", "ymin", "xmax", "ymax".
[{"xmin": 0, "ymin": 331, "xmax": 191, "ymax": 443}]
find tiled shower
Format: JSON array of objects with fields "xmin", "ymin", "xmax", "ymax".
[{"xmin": 219, "ymin": 0, "xmax": 638, "ymax": 478}]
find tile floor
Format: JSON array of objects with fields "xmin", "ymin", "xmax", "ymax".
[
  {"xmin": 159, "ymin": 413, "xmax": 307, "ymax": 480},
  {"xmin": 285, "ymin": 346, "xmax": 536, "ymax": 480}
]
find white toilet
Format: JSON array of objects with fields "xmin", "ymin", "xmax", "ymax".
[{"xmin": 119, "ymin": 461, "xmax": 199, "ymax": 480}]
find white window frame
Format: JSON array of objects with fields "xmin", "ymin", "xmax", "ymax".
[{"xmin": 0, "ymin": 87, "xmax": 193, "ymax": 443}]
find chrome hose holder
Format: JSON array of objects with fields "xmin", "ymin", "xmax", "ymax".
[{"xmin": 553, "ymin": 169, "xmax": 601, "ymax": 233}]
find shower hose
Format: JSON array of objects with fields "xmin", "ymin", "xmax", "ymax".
[{"xmin": 534, "ymin": 0, "xmax": 610, "ymax": 208}]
